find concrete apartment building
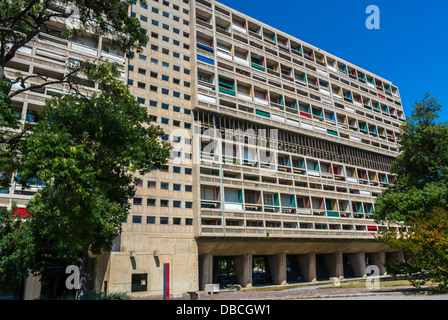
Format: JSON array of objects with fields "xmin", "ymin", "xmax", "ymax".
[{"xmin": 3, "ymin": 0, "xmax": 405, "ymax": 298}]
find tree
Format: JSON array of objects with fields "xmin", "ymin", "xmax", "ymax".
[
  {"xmin": 0, "ymin": 0, "xmax": 148, "ymax": 187},
  {"xmin": 374, "ymin": 94, "xmax": 448, "ymax": 291},
  {"xmin": 0, "ymin": 0, "xmax": 172, "ymax": 299},
  {"xmin": 379, "ymin": 207, "xmax": 448, "ymax": 291},
  {"xmin": 0, "ymin": 207, "xmax": 36, "ymax": 299},
  {"xmin": 374, "ymin": 93, "xmax": 448, "ymax": 223},
  {"xmin": 11, "ymin": 62, "xmax": 171, "ymax": 298}
]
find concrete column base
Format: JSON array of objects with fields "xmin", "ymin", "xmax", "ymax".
[
  {"xmin": 297, "ymin": 252, "xmax": 317, "ymax": 282},
  {"xmin": 234, "ymin": 252, "xmax": 253, "ymax": 288},
  {"xmin": 369, "ymin": 251, "xmax": 387, "ymax": 275},
  {"xmin": 348, "ymin": 252, "xmax": 367, "ymax": 277},
  {"xmin": 266, "ymin": 252, "xmax": 287, "ymax": 285},
  {"xmin": 199, "ymin": 252, "xmax": 213, "ymax": 291},
  {"xmin": 324, "ymin": 251, "xmax": 343, "ymax": 279}
]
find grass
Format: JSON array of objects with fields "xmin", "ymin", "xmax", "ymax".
[{"xmin": 317, "ymin": 278, "xmax": 412, "ymax": 290}]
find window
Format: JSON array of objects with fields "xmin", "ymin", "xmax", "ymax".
[
  {"xmin": 173, "ymin": 217, "xmax": 181, "ymax": 225},
  {"xmin": 151, "ymin": 58, "xmax": 158, "ymax": 64},
  {"xmin": 149, "ymin": 100, "xmax": 157, "ymax": 107},
  {"xmin": 185, "ymin": 202, "xmax": 193, "ymax": 208},
  {"xmin": 173, "ymin": 200, "xmax": 181, "ymax": 208},
  {"xmin": 162, "ymin": 74, "xmax": 169, "ymax": 81},
  {"xmin": 185, "ymin": 185, "xmax": 193, "ymax": 192},
  {"xmin": 147, "ymin": 216, "xmax": 156, "ymax": 224},
  {"xmin": 138, "ymin": 68, "xmax": 146, "ymax": 75},
  {"xmin": 137, "ymin": 97, "xmax": 145, "ymax": 104},
  {"xmin": 132, "ymin": 216, "xmax": 142, "ymax": 224},
  {"xmin": 152, "ymin": 7, "xmax": 159, "ymax": 13},
  {"xmin": 173, "ymin": 166, "xmax": 181, "ymax": 173},
  {"xmin": 151, "ymin": 44, "xmax": 158, "ymax": 51},
  {"xmin": 138, "ymin": 54, "xmax": 146, "ymax": 61},
  {"xmin": 163, "ymin": 11, "xmax": 169, "ymax": 17},
  {"xmin": 131, "ymin": 274, "xmax": 147, "ymax": 293},
  {"xmin": 173, "ymin": 184, "xmax": 181, "ymax": 191},
  {"xmin": 147, "ymin": 198, "xmax": 156, "ymax": 206},
  {"xmin": 148, "ymin": 181, "xmax": 156, "ymax": 188},
  {"xmin": 162, "ymin": 24, "xmax": 169, "ymax": 30},
  {"xmin": 140, "ymin": 15, "xmax": 148, "ymax": 22},
  {"xmin": 173, "ymin": 106, "xmax": 181, "ymax": 112},
  {"xmin": 162, "ymin": 61, "xmax": 170, "ymax": 68},
  {"xmin": 162, "ymin": 88, "xmax": 169, "ymax": 95},
  {"xmin": 161, "ymin": 182, "xmax": 169, "ymax": 190},
  {"xmin": 162, "ymin": 103, "xmax": 169, "ymax": 110},
  {"xmin": 137, "ymin": 82, "xmax": 146, "ymax": 89},
  {"xmin": 133, "ymin": 198, "xmax": 143, "ymax": 205},
  {"xmin": 150, "ymin": 71, "xmax": 158, "ymax": 78},
  {"xmin": 152, "ymin": 19, "xmax": 159, "ymax": 26},
  {"xmin": 186, "ymin": 218, "xmax": 193, "ymax": 225},
  {"xmin": 162, "ymin": 35, "xmax": 169, "ymax": 42},
  {"xmin": 161, "ymin": 199, "xmax": 169, "ymax": 207},
  {"xmin": 185, "ymin": 168, "xmax": 192, "ymax": 175},
  {"xmin": 162, "ymin": 48, "xmax": 169, "ymax": 55},
  {"xmin": 160, "ymin": 217, "xmax": 169, "ymax": 224}
]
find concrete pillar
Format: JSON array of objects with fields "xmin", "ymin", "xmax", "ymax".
[
  {"xmin": 324, "ymin": 251, "xmax": 343, "ymax": 279},
  {"xmin": 348, "ymin": 252, "xmax": 366, "ymax": 277},
  {"xmin": 23, "ymin": 275, "xmax": 41, "ymax": 300},
  {"xmin": 234, "ymin": 253, "xmax": 253, "ymax": 288},
  {"xmin": 297, "ymin": 253, "xmax": 317, "ymax": 282},
  {"xmin": 369, "ymin": 251, "xmax": 387, "ymax": 275},
  {"xmin": 266, "ymin": 252, "xmax": 287, "ymax": 285},
  {"xmin": 199, "ymin": 252, "xmax": 213, "ymax": 290},
  {"xmin": 387, "ymin": 251, "xmax": 405, "ymax": 263}
]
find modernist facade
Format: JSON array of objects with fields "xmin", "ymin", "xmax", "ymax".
[{"xmin": 3, "ymin": 0, "xmax": 406, "ymax": 298}]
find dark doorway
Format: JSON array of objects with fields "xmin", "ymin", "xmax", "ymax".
[
  {"xmin": 343, "ymin": 254, "xmax": 355, "ymax": 278},
  {"xmin": 131, "ymin": 273, "xmax": 148, "ymax": 292},
  {"xmin": 214, "ymin": 257, "xmax": 237, "ymax": 289},
  {"xmin": 286, "ymin": 255, "xmax": 303, "ymax": 283},
  {"xmin": 252, "ymin": 256, "xmax": 273, "ymax": 286},
  {"xmin": 316, "ymin": 254, "xmax": 330, "ymax": 280}
]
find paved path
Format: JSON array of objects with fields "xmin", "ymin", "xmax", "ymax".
[{"xmin": 135, "ymin": 283, "xmax": 448, "ymax": 301}]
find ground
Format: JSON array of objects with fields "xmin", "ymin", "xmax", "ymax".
[{"xmin": 134, "ymin": 277, "xmax": 448, "ymax": 300}]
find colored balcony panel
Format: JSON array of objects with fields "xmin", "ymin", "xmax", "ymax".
[
  {"xmin": 197, "ymin": 54, "xmax": 214, "ymax": 65},
  {"xmin": 255, "ymin": 109, "xmax": 270, "ymax": 118}
]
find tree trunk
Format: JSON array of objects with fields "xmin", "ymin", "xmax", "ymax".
[{"xmin": 75, "ymin": 248, "xmax": 90, "ymax": 300}]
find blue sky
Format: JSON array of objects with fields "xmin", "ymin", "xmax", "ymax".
[{"xmin": 217, "ymin": 0, "xmax": 448, "ymax": 123}]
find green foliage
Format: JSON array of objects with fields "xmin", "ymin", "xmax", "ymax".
[
  {"xmin": 14, "ymin": 62, "xmax": 171, "ymax": 273},
  {"xmin": 374, "ymin": 94, "xmax": 448, "ymax": 292},
  {"xmin": 0, "ymin": 206, "xmax": 36, "ymax": 291},
  {"xmin": 374, "ymin": 93, "xmax": 448, "ymax": 223},
  {"xmin": 378, "ymin": 207, "xmax": 448, "ymax": 292}
]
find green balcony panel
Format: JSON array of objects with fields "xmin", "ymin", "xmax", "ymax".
[
  {"xmin": 327, "ymin": 211, "xmax": 339, "ymax": 217},
  {"xmin": 219, "ymin": 87, "xmax": 235, "ymax": 96},
  {"xmin": 255, "ymin": 109, "xmax": 270, "ymax": 118}
]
